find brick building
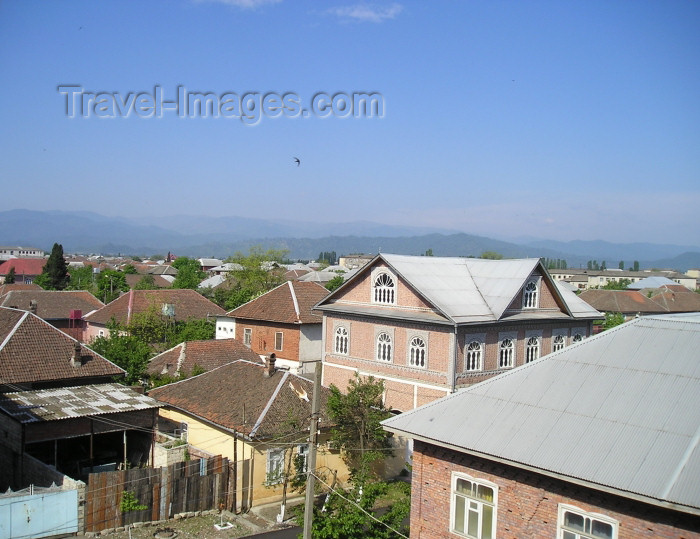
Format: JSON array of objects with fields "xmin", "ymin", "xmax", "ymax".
[
  {"xmin": 315, "ymin": 254, "xmax": 600, "ymax": 412},
  {"xmin": 383, "ymin": 314, "xmax": 700, "ymax": 538}
]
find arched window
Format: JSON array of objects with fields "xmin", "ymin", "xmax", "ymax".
[
  {"xmin": 572, "ymin": 333, "xmax": 583, "ymax": 343},
  {"xmin": 465, "ymin": 341, "xmax": 483, "ymax": 371},
  {"xmin": 409, "ymin": 336, "xmax": 426, "ymax": 368},
  {"xmin": 525, "ymin": 336, "xmax": 540, "ymax": 363},
  {"xmin": 376, "ymin": 332, "xmax": 392, "ymax": 362},
  {"xmin": 373, "ymin": 273, "xmax": 396, "ymax": 305},
  {"xmin": 334, "ymin": 326, "xmax": 349, "ymax": 355},
  {"xmin": 523, "ymin": 280, "xmax": 538, "ymax": 308},
  {"xmin": 553, "ymin": 334, "xmax": 566, "ymax": 352},
  {"xmin": 499, "ymin": 338, "xmax": 514, "ymax": 368}
]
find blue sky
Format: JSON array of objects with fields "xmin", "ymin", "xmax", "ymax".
[{"xmin": 1, "ymin": 0, "xmax": 698, "ymax": 245}]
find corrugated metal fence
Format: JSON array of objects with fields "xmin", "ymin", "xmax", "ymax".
[
  {"xmin": 0, "ymin": 486, "xmax": 78, "ymax": 539},
  {"xmin": 85, "ymin": 456, "xmax": 231, "ymax": 532}
]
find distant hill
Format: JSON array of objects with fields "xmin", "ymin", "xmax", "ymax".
[{"xmin": 2, "ymin": 209, "xmax": 699, "ymax": 271}]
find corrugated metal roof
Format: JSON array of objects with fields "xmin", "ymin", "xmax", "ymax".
[
  {"xmin": 383, "ymin": 313, "xmax": 700, "ymax": 512},
  {"xmin": 0, "ymin": 383, "xmax": 160, "ymax": 423}
]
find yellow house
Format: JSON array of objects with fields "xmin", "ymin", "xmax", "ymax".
[{"xmin": 149, "ymin": 356, "xmax": 350, "ymax": 513}]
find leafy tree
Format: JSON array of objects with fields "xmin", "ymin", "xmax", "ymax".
[
  {"xmin": 122, "ymin": 264, "xmax": 138, "ymax": 274},
  {"xmin": 424, "ymin": 248, "xmax": 433, "ymax": 256},
  {"xmin": 90, "ymin": 322, "xmax": 151, "ymax": 385},
  {"xmin": 4, "ymin": 266, "xmax": 16, "ymax": 284},
  {"xmin": 325, "ymin": 275, "xmax": 345, "ymax": 292},
  {"xmin": 618, "ymin": 260, "xmax": 624, "ymax": 270},
  {"xmin": 36, "ymin": 243, "xmax": 69, "ymax": 290},
  {"xmin": 171, "ymin": 257, "xmax": 206, "ymax": 289},
  {"xmin": 602, "ymin": 312, "xmax": 625, "ymax": 330},
  {"xmin": 97, "ymin": 269, "xmax": 128, "ymax": 303},
  {"xmin": 600, "ymin": 260, "xmax": 607, "ymax": 271},
  {"xmin": 633, "ymin": 260, "xmax": 640, "ymax": 272},
  {"xmin": 601, "ymin": 278, "xmax": 632, "ymax": 290},
  {"xmin": 66, "ymin": 265, "xmax": 96, "ymax": 292},
  {"xmin": 318, "ymin": 251, "xmax": 338, "ymax": 265},
  {"xmin": 131, "ymin": 256, "xmax": 143, "ymax": 262},
  {"xmin": 480, "ymin": 251, "xmax": 503, "ymax": 260},
  {"xmin": 134, "ymin": 274, "xmax": 158, "ymax": 290}
]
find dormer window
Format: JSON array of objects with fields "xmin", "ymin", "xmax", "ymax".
[
  {"xmin": 522, "ymin": 280, "xmax": 539, "ymax": 309},
  {"xmin": 373, "ymin": 272, "xmax": 396, "ymax": 305}
]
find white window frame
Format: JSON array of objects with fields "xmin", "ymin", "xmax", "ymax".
[
  {"xmin": 408, "ymin": 335, "xmax": 427, "ymax": 369},
  {"xmin": 525, "ymin": 336, "xmax": 540, "ymax": 363},
  {"xmin": 266, "ymin": 447, "xmax": 285, "ymax": 485},
  {"xmin": 498, "ymin": 332, "xmax": 516, "ymax": 369},
  {"xmin": 296, "ymin": 444, "xmax": 309, "ymax": 476},
  {"xmin": 557, "ymin": 503, "xmax": 618, "ymax": 539},
  {"xmin": 465, "ymin": 340, "xmax": 483, "ymax": 372},
  {"xmin": 243, "ymin": 328, "xmax": 252, "ymax": 347},
  {"xmin": 552, "ymin": 334, "xmax": 566, "ymax": 352},
  {"xmin": 371, "ymin": 269, "xmax": 397, "ymax": 305},
  {"xmin": 275, "ymin": 331, "xmax": 283, "ymax": 351},
  {"xmin": 450, "ymin": 472, "xmax": 497, "ymax": 539},
  {"xmin": 334, "ymin": 325, "xmax": 349, "ymax": 355},
  {"xmin": 522, "ymin": 278, "xmax": 539, "ymax": 309},
  {"xmin": 376, "ymin": 332, "xmax": 393, "ymax": 362}
]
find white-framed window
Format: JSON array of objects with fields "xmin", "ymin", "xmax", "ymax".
[
  {"xmin": 409, "ymin": 336, "xmax": 426, "ymax": 368},
  {"xmin": 266, "ymin": 447, "xmax": 285, "ymax": 485},
  {"xmin": 296, "ymin": 444, "xmax": 309, "ymax": 476},
  {"xmin": 451, "ymin": 473, "xmax": 497, "ymax": 539},
  {"xmin": 98, "ymin": 329, "xmax": 105, "ymax": 337},
  {"xmin": 243, "ymin": 328, "xmax": 252, "ymax": 347},
  {"xmin": 373, "ymin": 272, "xmax": 396, "ymax": 305},
  {"xmin": 275, "ymin": 331, "xmax": 283, "ymax": 351},
  {"xmin": 376, "ymin": 332, "xmax": 392, "ymax": 362},
  {"xmin": 553, "ymin": 334, "xmax": 566, "ymax": 352},
  {"xmin": 522, "ymin": 279, "xmax": 539, "ymax": 309},
  {"xmin": 557, "ymin": 504, "xmax": 618, "ymax": 539},
  {"xmin": 572, "ymin": 333, "xmax": 584, "ymax": 343},
  {"xmin": 525, "ymin": 336, "xmax": 540, "ymax": 363},
  {"xmin": 334, "ymin": 326, "xmax": 349, "ymax": 355},
  {"xmin": 465, "ymin": 340, "xmax": 483, "ymax": 371},
  {"xmin": 499, "ymin": 338, "xmax": 514, "ymax": 368}
]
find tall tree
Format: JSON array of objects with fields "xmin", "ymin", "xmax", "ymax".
[
  {"xmin": 97, "ymin": 269, "xmax": 128, "ymax": 303},
  {"xmin": 4, "ymin": 266, "xmax": 16, "ymax": 284},
  {"xmin": 90, "ymin": 324, "xmax": 151, "ymax": 385},
  {"xmin": 633, "ymin": 260, "xmax": 640, "ymax": 271},
  {"xmin": 171, "ymin": 257, "xmax": 206, "ymax": 289},
  {"xmin": 36, "ymin": 243, "xmax": 69, "ymax": 290}
]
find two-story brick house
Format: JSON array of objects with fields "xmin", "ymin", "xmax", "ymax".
[{"xmin": 316, "ymin": 254, "xmax": 600, "ymax": 412}]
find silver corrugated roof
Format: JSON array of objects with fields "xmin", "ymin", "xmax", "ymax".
[
  {"xmin": 0, "ymin": 383, "xmax": 161, "ymax": 423},
  {"xmin": 383, "ymin": 313, "xmax": 700, "ymax": 513}
]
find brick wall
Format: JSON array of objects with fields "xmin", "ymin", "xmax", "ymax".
[
  {"xmin": 235, "ymin": 319, "xmax": 300, "ymax": 362},
  {"xmin": 410, "ymin": 440, "xmax": 700, "ymax": 539}
]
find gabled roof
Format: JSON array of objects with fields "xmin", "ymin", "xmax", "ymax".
[
  {"xmin": 149, "ymin": 360, "xmax": 332, "ymax": 439},
  {"xmin": 650, "ymin": 289, "xmax": 700, "ymax": 313},
  {"xmin": 383, "ymin": 314, "xmax": 700, "ymax": 514},
  {"xmin": 627, "ymin": 276, "xmax": 677, "ymax": 289},
  {"xmin": 0, "ymin": 258, "xmax": 46, "ymax": 276},
  {"xmin": 0, "ymin": 283, "xmax": 42, "ymax": 298},
  {"xmin": 0, "ymin": 290, "xmax": 104, "ymax": 319},
  {"xmin": 124, "ymin": 274, "xmax": 172, "ymax": 289},
  {"xmin": 84, "ymin": 289, "xmax": 225, "ymax": 326},
  {"xmin": 226, "ymin": 281, "xmax": 328, "ymax": 325},
  {"xmin": 578, "ymin": 289, "xmax": 666, "ymax": 314},
  {"xmin": 0, "ymin": 307, "xmax": 124, "ymax": 385},
  {"xmin": 147, "ymin": 339, "xmax": 262, "ymax": 378},
  {"xmin": 0, "ymin": 383, "xmax": 160, "ymax": 424},
  {"xmin": 318, "ymin": 254, "xmax": 599, "ymax": 324}
]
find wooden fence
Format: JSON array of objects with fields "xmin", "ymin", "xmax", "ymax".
[{"xmin": 84, "ymin": 456, "xmax": 232, "ymax": 532}]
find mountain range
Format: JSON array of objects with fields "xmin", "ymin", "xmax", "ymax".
[{"xmin": 2, "ymin": 209, "xmax": 699, "ymax": 272}]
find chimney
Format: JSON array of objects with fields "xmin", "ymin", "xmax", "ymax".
[
  {"xmin": 264, "ymin": 354, "xmax": 276, "ymax": 377},
  {"xmin": 70, "ymin": 340, "xmax": 83, "ymax": 368},
  {"xmin": 29, "ymin": 300, "xmax": 37, "ymax": 314}
]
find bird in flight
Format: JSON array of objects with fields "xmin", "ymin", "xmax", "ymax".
[{"xmin": 293, "ymin": 157, "xmax": 300, "ymax": 166}]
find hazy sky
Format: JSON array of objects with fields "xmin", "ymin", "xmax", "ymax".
[{"xmin": 1, "ymin": 0, "xmax": 698, "ymax": 245}]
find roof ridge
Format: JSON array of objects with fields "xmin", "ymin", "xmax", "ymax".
[
  {"xmin": 0, "ymin": 310, "xmax": 29, "ymax": 352},
  {"xmin": 250, "ymin": 370, "xmax": 290, "ymax": 437},
  {"xmin": 288, "ymin": 281, "xmax": 301, "ymax": 321}
]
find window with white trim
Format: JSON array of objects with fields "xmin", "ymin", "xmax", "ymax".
[
  {"xmin": 409, "ymin": 336, "xmax": 426, "ymax": 368},
  {"xmin": 243, "ymin": 328, "xmax": 252, "ymax": 347},
  {"xmin": 499, "ymin": 338, "xmax": 514, "ymax": 368},
  {"xmin": 266, "ymin": 448, "xmax": 285, "ymax": 485},
  {"xmin": 522, "ymin": 280, "xmax": 538, "ymax": 308},
  {"xmin": 451, "ymin": 473, "xmax": 497, "ymax": 539},
  {"xmin": 334, "ymin": 326, "xmax": 349, "ymax": 355},
  {"xmin": 553, "ymin": 334, "xmax": 566, "ymax": 352},
  {"xmin": 376, "ymin": 332, "xmax": 392, "ymax": 362},
  {"xmin": 572, "ymin": 332, "xmax": 584, "ymax": 343},
  {"xmin": 275, "ymin": 331, "xmax": 283, "ymax": 351},
  {"xmin": 465, "ymin": 341, "xmax": 483, "ymax": 371},
  {"xmin": 525, "ymin": 336, "xmax": 540, "ymax": 363},
  {"xmin": 373, "ymin": 272, "xmax": 396, "ymax": 305},
  {"xmin": 557, "ymin": 504, "xmax": 617, "ymax": 539},
  {"xmin": 296, "ymin": 444, "xmax": 309, "ymax": 476}
]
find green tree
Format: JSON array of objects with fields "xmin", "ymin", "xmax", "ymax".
[
  {"xmin": 90, "ymin": 323, "xmax": 151, "ymax": 385},
  {"xmin": 480, "ymin": 251, "xmax": 503, "ymax": 260},
  {"xmin": 602, "ymin": 312, "xmax": 625, "ymax": 330},
  {"xmin": 171, "ymin": 257, "xmax": 206, "ymax": 289},
  {"xmin": 97, "ymin": 269, "xmax": 128, "ymax": 303},
  {"xmin": 325, "ymin": 275, "xmax": 345, "ymax": 292},
  {"xmin": 4, "ymin": 266, "xmax": 16, "ymax": 284},
  {"xmin": 66, "ymin": 265, "xmax": 96, "ymax": 292},
  {"xmin": 618, "ymin": 260, "xmax": 624, "ymax": 270},
  {"xmin": 122, "ymin": 264, "xmax": 138, "ymax": 274},
  {"xmin": 601, "ymin": 278, "xmax": 632, "ymax": 290},
  {"xmin": 36, "ymin": 243, "xmax": 69, "ymax": 290},
  {"xmin": 134, "ymin": 274, "xmax": 158, "ymax": 290},
  {"xmin": 633, "ymin": 260, "xmax": 640, "ymax": 272}
]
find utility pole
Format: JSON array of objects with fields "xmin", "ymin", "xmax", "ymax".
[{"xmin": 303, "ymin": 360, "xmax": 322, "ymax": 539}]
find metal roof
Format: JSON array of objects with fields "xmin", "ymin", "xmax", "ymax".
[
  {"xmin": 383, "ymin": 313, "xmax": 700, "ymax": 513},
  {"xmin": 0, "ymin": 383, "xmax": 160, "ymax": 423},
  {"xmin": 627, "ymin": 276, "xmax": 677, "ymax": 290}
]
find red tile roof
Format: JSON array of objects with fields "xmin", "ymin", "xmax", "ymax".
[
  {"xmin": 0, "ymin": 258, "xmax": 46, "ymax": 276},
  {"xmin": 0, "ymin": 307, "xmax": 124, "ymax": 386},
  {"xmin": 0, "ymin": 290, "xmax": 104, "ymax": 320},
  {"xmin": 226, "ymin": 281, "xmax": 328, "ymax": 324},
  {"xmin": 147, "ymin": 339, "xmax": 262, "ymax": 378},
  {"xmin": 84, "ymin": 289, "xmax": 226, "ymax": 326},
  {"xmin": 0, "ymin": 283, "xmax": 43, "ymax": 298},
  {"xmin": 578, "ymin": 289, "xmax": 666, "ymax": 314},
  {"xmin": 149, "ymin": 360, "xmax": 332, "ymax": 438},
  {"xmin": 125, "ymin": 274, "xmax": 173, "ymax": 289}
]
